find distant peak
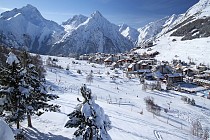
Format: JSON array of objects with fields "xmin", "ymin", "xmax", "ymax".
[
  {"xmin": 23, "ymin": 4, "xmax": 38, "ymax": 10},
  {"xmin": 121, "ymin": 23, "xmax": 129, "ymax": 28},
  {"xmin": 119, "ymin": 23, "xmax": 129, "ymax": 32},
  {"xmin": 91, "ymin": 11, "xmax": 103, "ymax": 18},
  {"xmin": 62, "ymin": 14, "xmax": 88, "ymax": 25},
  {"xmin": 26, "ymin": 4, "xmax": 35, "ymax": 8},
  {"xmin": 72, "ymin": 14, "xmax": 87, "ymax": 19},
  {"xmin": 19, "ymin": 4, "xmax": 43, "ymax": 18}
]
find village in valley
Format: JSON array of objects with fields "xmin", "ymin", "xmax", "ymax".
[
  {"xmin": 38, "ymin": 42, "xmax": 210, "ymax": 139},
  {"xmin": 78, "ymin": 42, "xmax": 210, "ymax": 98}
]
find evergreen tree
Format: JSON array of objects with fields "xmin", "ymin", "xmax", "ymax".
[
  {"xmin": 142, "ymin": 83, "xmax": 147, "ymax": 91},
  {"xmin": 156, "ymin": 81, "xmax": 161, "ymax": 91},
  {"xmin": 191, "ymin": 119, "xmax": 203, "ymax": 137},
  {"xmin": 190, "ymin": 98, "xmax": 196, "ymax": 106},
  {"xmin": 20, "ymin": 51, "xmax": 60, "ymax": 127},
  {"xmin": 0, "ymin": 52, "xmax": 60, "ymax": 129},
  {"xmin": 65, "ymin": 84, "xmax": 112, "ymax": 140},
  {"xmin": 0, "ymin": 52, "xmax": 26, "ymax": 129},
  {"xmin": 203, "ymin": 128, "xmax": 209, "ymax": 140},
  {"xmin": 86, "ymin": 72, "xmax": 93, "ymax": 85}
]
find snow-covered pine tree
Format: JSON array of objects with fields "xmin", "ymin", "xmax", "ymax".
[
  {"xmin": 0, "ymin": 52, "xmax": 26, "ymax": 129},
  {"xmin": 191, "ymin": 119, "xmax": 203, "ymax": 137},
  {"xmin": 20, "ymin": 51, "xmax": 60, "ymax": 127},
  {"xmin": 65, "ymin": 84, "xmax": 112, "ymax": 140},
  {"xmin": 86, "ymin": 72, "xmax": 93, "ymax": 85},
  {"xmin": 0, "ymin": 52, "xmax": 59, "ymax": 129}
]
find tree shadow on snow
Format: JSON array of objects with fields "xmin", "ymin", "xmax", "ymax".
[
  {"xmin": 23, "ymin": 127, "xmax": 71, "ymax": 140},
  {"xmin": 194, "ymin": 104, "xmax": 210, "ymax": 110}
]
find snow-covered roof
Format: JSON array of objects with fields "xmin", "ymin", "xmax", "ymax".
[
  {"xmin": 181, "ymin": 86, "xmax": 206, "ymax": 93},
  {"xmin": 137, "ymin": 59, "xmax": 155, "ymax": 64},
  {"xmin": 128, "ymin": 63, "xmax": 136, "ymax": 68},
  {"xmin": 137, "ymin": 69, "xmax": 151, "ymax": 73},
  {"xmin": 141, "ymin": 63, "xmax": 148, "ymax": 66},
  {"xmin": 178, "ymin": 83, "xmax": 206, "ymax": 92},
  {"xmin": 153, "ymin": 71, "xmax": 164, "ymax": 79},
  {"xmin": 112, "ymin": 62, "xmax": 117, "ymax": 66},
  {"xmin": 104, "ymin": 56, "xmax": 112, "ymax": 62},
  {"xmin": 204, "ymin": 70, "xmax": 210, "ymax": 74},
  {"xmin": 193, "ymin": 79, "xmax": 210, "ymax": 84},
  {"xmin": 117, "ymin": 59, "xmax": 125, "ymax": 62},
  {"xmin": 194, "ymin": 74, "xmax": 209, "ymax": 78},
  {"xmin": 183, "ymin": 67, "xmax": 197, "ymax": 72},
  {"xmin": 166, "ymin": 73, "xmax": 183, "ymax": 78}
]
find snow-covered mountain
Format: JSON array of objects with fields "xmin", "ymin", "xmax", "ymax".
[
  {"xmin": 0, "ymin": 6, "xmax": 134, "ymax": 55},
  {"xmin": 137, "ymin": 15, "xmax": 178, "ymax": 45},
  {"xmin": 167, "ymin": 0, "xmax": 210, "ymax": 40},
  {"xmin": 156, "ymin": 14, "xmax": 179, "ymax": 37},
  {"xmin": 0, "ymin": 4, "xmax": 64, "ymax": 54},
  {"xmin": 137, "ymin": 0, "xmax": 210, "ymax": 45},
  {"xmin": 119, "ymin": 24, "xmax": 139, "ymax": 45},
  {"xmin": 135, "ymin": 0, "xmax": 210, "ymax": 65},
  {"xmin": 1, "ymin": 0, "xmax": 210, "ymax": 56},
  {"xmin": 173, "ymin": 0, "xmax": 210, "ymax": 25},
  {"xmin": 50, "ymin": 11, "xmax": 134, "ymax": 55},
  {"xmin": 62, "ymin": 14, "xmax": 88, "ymax": 32}
]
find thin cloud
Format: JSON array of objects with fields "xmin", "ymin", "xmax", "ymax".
[{"xmin": 0, "ymin": 7, "xmax": 11, "ymax": 13}]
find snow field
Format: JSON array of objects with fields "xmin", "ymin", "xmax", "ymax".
[{"xmin": 19, "ymin": 55, "xmax": 210, "ymax": 140}]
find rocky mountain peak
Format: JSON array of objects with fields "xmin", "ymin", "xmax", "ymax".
[
  {"xmin": 62, "ymin": 14, "xmax": 88, "ymax": 25},
  {"xmin": 91, "ymin": 11, "xmax": 103, "ymax": 18}
]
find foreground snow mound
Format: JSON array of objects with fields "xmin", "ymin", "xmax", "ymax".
[{"xmin": 0, "ymin": 119, "xmax": 14, "ymax": 140}]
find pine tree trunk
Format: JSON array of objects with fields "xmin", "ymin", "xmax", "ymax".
[
  {"xmin": 17, "ymin": 120, "xmax": 20, "ymax": 129},
  {"xmin": 27, "ymin": 114, "xmax": 32, "ymax": 128},
  {"xmin": 90, "ymin": 127, "xmax": 93, "ymax": 140}
]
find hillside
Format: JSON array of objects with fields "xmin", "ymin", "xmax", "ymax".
[
  {"xmin": 136, "ymin": 0, "xmax": 210, "ymax": 65},
  {"xmin": 119, "ymin": 24, "xmax": 139, "ymax": 45},
  {"xmin": 138, "ymin": 0, "xmax": 210, "ymax": 43},
  {"xmin": 137, "ymin": 15, "xmax": 177, "ymax": 45},
  {"xmin": 16, "ymin": 55, "xmax": 210, "ymax": 140}
]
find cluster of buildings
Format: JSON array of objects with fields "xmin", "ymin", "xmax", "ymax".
[{"xmin": 79, "ymin": 51, "xmax": 210, "ymax": 96}]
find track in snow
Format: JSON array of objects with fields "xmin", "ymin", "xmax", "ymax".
[{"xmin": 154, "ymin": 130, "xmax": 163, "ymax": 140}]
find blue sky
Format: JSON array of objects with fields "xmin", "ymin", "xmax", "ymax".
[{"xmin": 0, "ymin": 0, "xmax": 199, "ymax": 28}]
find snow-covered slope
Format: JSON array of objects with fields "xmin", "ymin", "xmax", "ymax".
[
  {"xmin": 0, "ymin": 4, "xmax": 64, "ymax": 54},
  {"xmin": 137, "ymin": 15, "xmax": 177, "ymax": 45},
  {"xmin": 135, "ymin": 0, "xmax": 210, "ymax": 64},
  {"xmin": 17, "ymin": 55, "xmax": 210, "ymax": 140},
  {"xmin": 173, "ymin": 0, "xmax": 210, "ymax": 25},
  {"xmin": 62, "ymin": 14, "xmax": 88, "ymax": 32},
  {"xmin": 137, "ymin": 0, "xmax": 210, "ymax": 44},
  {"xmin": 167, "ymin": 0, "xmax": 210, "ymax": 41},
  {"xmin": 157, "ymin": 14, "xmax": 179, "ymax": 37},
  {"xmin": 119, "ymin": 24, "xmax": 139, "ymax": 45},
  {"xmin": 136, "ymin": 35, "xmax": 210, "ymax": 64},
  {"xmin": 51, "ymin": 11, "xmax": 134, "ymax": 55},
  {"xmin": 0, "ymin": 119, "xmax": 14, "ymax": 140}
]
